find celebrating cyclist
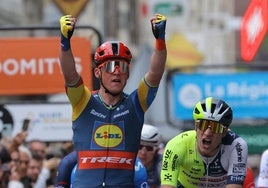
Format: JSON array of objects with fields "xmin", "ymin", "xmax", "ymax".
[{"xmin": 59, "ymin": 13, "xmax": 167, "ymax": 187}]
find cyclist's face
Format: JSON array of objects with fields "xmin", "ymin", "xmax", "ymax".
[
  {"xmin": 95, "ymin": 61, "xmax": 129, "ymax": 93},
  {"xmin": 137, "ymin": 143, "xmax": 157, "ymax": 168},
  {"xmin": 196, "ymin": 121, "xmax": 226, "ymax": 157}
]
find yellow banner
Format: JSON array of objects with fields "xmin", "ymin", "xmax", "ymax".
[
  {"xmin": 166, "ymin": 33, "xmax": 204, "ymax": 69},
  {"xmin": 53, "ymin": 0, "xmax": 89, "ymax": 17}
]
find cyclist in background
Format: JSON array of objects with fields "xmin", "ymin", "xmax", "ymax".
[
  {"xmin": 160, "ymin": 97, "xmax": 248, "ymax": 188},
  {"xmin": 59, "ymin": 12, "xmax": 167, "ymax": 187},
  {"xmin": 243, "ymin": 166, "xmax": 255, "ymax": 188},
  {"xmin": 55, "ymin": 150, "xmax": 76, "ymax": 188},
  {"xmin": 257, "ymin": 149, "xmax": 268, "ymax": 188},
  {"xmin": 138, "ymin": 124, "xmax": 163, "ymax": 188}
]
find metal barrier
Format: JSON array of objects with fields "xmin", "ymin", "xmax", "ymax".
[{"xmin": 0, "ymin": 25, "xmax": 103, "ymax": 46}]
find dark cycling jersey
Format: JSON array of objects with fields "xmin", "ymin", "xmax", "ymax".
[
  {"xmin": 66, "ymin": 78, "xmax": 158, "ymax": 187},
  {"xmin": 55, "ymin": 151, "xmax": 149, "ymax": 188},
  {"xmin": 55, "ymin": 150, "xmax": 77, "ymax": 188},
  {"xmin": 161, "ymin": 130, "xmax": 248, "ymax": 188},
  {"xmin": 147, "ymin": 153, "xmax": 162, "ymax": 187}
]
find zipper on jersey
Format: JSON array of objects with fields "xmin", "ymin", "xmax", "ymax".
[
  {"xmin": 205, "ymin": 158, "xmax": 209, "ymax": 188},
  {"xmin": 102, "ymin": 110, "xmax": 112, "ymax": 187}
]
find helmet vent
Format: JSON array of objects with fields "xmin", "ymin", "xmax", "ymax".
[
  {"xmin": 98, "ymin": 50, "xmax": 105, "ymax": 56},
  {"xmin": 194, "ymin": 108, "xmax": 200, "ymax": 115},
  {"xmin": 201, "ymin": 103, "xmax": 206, "ymax": 112},
  {"xmin": 211, "ymin": 104, "xmax": 216, "ymax": 113},
  {"xmin": 112, "ymin": 43, "xmax": 119, "ymax": 55},
  {"xmin": 218, "ymin": 102, "xmax": 228, "ymax": 114}
]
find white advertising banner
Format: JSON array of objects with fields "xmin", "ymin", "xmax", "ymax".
[{"xmin": 0, "ymin": 103, "xmax": 73, "ymax": 142}]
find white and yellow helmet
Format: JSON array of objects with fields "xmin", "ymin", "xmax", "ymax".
[{"xmin": 193, "ymin": 97, "xmax": 233, "ymax": 127}]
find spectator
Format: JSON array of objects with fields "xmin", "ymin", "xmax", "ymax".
[
  {"xmin": 9, "ymin": 150, "xmax": 20, "ymax": 171},
  {"xmin": 18, "ymin": 146, "xmax": 32, "ymax": 188},
  {"xmin": 5, "ymin": 146, "xmax": 32, "ymax": 188},
  {"xmin": 4, "ymin": 150, "xmax": 21, "ymax": 187},
  {"xmin": 138, "ymin": 124, "xmax": 163, "ymax": 187},
  {"xmin": 34, "ymin": 156, "xmax": 60, "ymax": 188},
  {"xmin": 0, "ymin": 130, "xmax": 28, "ymax": 164},
  {"xmin": 27, "ymin": 154, "xmax": 43, "ymax": 187},
  {"xmin": 27, "ymin": 140, "xmax": 47, "ymax": 160}
]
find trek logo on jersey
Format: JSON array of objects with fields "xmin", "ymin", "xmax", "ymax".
[
  {"xmin": 92, "ymin": 121, "xmax": 125, "ymax": 149},
  {"xmin": 78, "ymin": 150, "xmax": 135, "ymax": 170}
]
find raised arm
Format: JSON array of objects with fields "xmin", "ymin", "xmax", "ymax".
[
  {"xmin": 145, "ymin": 14, "xmax": 167, "ymax": 87},
  {"xmin": 59, "ymin": 15, "xmax": 80, "ymax": 86}
]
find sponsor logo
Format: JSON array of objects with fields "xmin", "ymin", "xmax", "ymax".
[
  {"xmin": 90, "ymin": 109, "xmax": 106, "ymax": 118},
  {"xmin": 233, "ymin": 163, "xmax": 246, "ymax": 173},
  {"xmin": 235, "ymin": 143, "xmax": 243, "ymax": 162},
  {"xmin": 162, "ymin": 160, "xmax": 168, "ymax": 171},
  {"xmin": 94, "ymin": 124, "xmax": 123, "ymax": 148},
  {"xmin": 172, "ymin": 154, "xmax": 178, "ymax": 171},
  {"xmin": 135, "ymin": 161, "xmax": 144, "ymax": 171},
  {"xmin": 164, "ymin": 173, "xmax": 172, "ymax": 181},
  {"xmin": 113, "ymin": 110, "xmax": 129, "ymax": 119},
  {"xmin": 230, "ymin": 175, "xmax": 244, "ymax": 182},
  {"xmin": 164, "ymin": 149, "xmax": 172, "ymax": 159},
  {"xmin": 78, "ymin": 150, "xmax": 135, "ymax": 170}
]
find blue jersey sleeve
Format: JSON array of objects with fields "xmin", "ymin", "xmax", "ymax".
[
  {"xmin": 55, "ymin": 151, "xmax": 77, "ymax": 188},
  {"xmin": 134, "ymin": 157, "xmax": 149, "ymax": 188}
]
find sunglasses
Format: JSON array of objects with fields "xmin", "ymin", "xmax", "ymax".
[
  {"xmin": 195, "ymin": 119, "xmax": 225, "ymax": 134},
  {"xmin": 99, "ymin": 60, "xmax": 129, "ymax": 74},
  {"xmin": 139, "ymin": 145, "xmax": 155, "ymax": 151}
]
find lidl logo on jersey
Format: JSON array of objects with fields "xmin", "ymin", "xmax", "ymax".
[{"xmin": 92, "ymin": 122, "xmax": 125, "ymax": 149}]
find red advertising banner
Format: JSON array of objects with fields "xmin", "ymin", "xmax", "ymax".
[
  {"xmin": 0, "ymin": 37, "xmax": 92, "ymax": 95},
  {"xmin": 241, "ymin": 0, "xmax": 268, "ymax": 62}
]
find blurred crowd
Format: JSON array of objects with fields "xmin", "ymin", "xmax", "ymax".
[{"xmin": 0, "ymin": 129, "xmax": 73, "ymax": 188}]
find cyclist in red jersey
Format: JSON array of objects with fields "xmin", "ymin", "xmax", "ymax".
[
  {"xmin": 59, "ymin": 14, "xmax": 167, "ymax": 187},
  {"xmin": 243, "ymin": 166, "xmax": 255, "ymax": 188}
]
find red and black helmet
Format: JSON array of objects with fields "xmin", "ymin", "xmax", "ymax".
[{"xmin": 94, "ymin": 41, "xmax": 132, "ymax": 67}]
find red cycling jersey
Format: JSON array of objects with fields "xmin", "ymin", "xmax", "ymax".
[{"xmin": 243, "ymin": 166, "xmax": 255, "ymax": 188}]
